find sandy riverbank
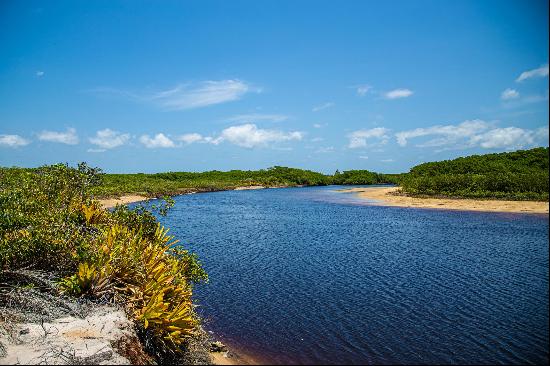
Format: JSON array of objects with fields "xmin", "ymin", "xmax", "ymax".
[
  {"xmin": 97, "ymin": 185, "xmax": 272, "ymax": 208},
  {"xmin": 98, "ymin": 195, "xmax": 149, "ymax": 208},
  {"xmin": 339, "ymin": 186, "xmax": 549, "ymax": 214}
]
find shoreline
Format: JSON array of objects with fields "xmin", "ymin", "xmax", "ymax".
[
  {"xmin": 98, "ymin": 185, "xmax": 550, "ymax": 214},
  {"xmin": 339, "ymin": 186, "xmax": 549, "ymax": 214},
  {"xmin": 97, "ymin": 184, "xmax": 291, "ymax": 208}
]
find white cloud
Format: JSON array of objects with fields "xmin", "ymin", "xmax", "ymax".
[
  {"xmin": 176, "ymin": 133, "xmax": 222, "ymax": 145},
  {"xmin": 470, "ymin": 126, "xmax": 549, "ymax": 150},
  {"xmin": 396, "ymin": 120, "xmax": 548, "ymax": 150},
  {"xmin": 384, "ymin": 88, "xmax": 413, "ymax": 99},
  {"xmin": 357, "ymin": 85, "xmax": 372, "ymax": 96},
  {"xmin": 312, "ymin": 102, "xmax": 335, "ymax": 112},
  {"xmin": 395, "ymin": 120, "xmax": 490, "ymax": 147},
  {"xmin": 220, "ymin": 124, "xmax": 303, "ymax": 148},
  {"xmin": 359, "ymin": 155, "xmax": 369, "ymax": 160},
  {"xmin": 87, "ymin": 148, "xmax": 106, "ymax": 153},
  {"xmin": 310, "ymin": 137, "xmax": 324, "ymax": 142},
  {"xmin": 501, "ymin": 88, "xmax": 519, "ymax": 100},
  {"xmin": 381, "ymin": 159, "xmax": 395, "ymax": 163},
  {"xmin": 89, "ymin": 129, "xmax": 130, "ymax": 149},
  {"xmin": 36, "ymin": 71, "xmax": 44, "ymax": 77},
  {"xmin": 0, "ymin": 134, "xmax": 30, "ymax": 148},
  {"xmin": 202, "ymin": 136, "xmax": 223, "ymax": 145},
  {"xmin": 178, "ymin": 133, "xmax": 205, "ymax": 144},
  {"xmin": 139, "ymin": 133, "xmax": 176, "ymax": 148},
  {"xmin": 501, "ymin": 92, "xmax": 549, "ymax": 109},
  {"xmin": 347, "ymin": 127, "xmax": 390, "ymax": 149},
  {"xmin": 516, "ymin": 64, "xmax": 549, "ymax": 82},
  {"xmin": 151, "ymin": 80, "xmax": 256, "ymax": 110},
  {"xmin": 92, "ymin": 79, "xmax": 258, "ymax": 110},
  {"xmin": 226, "ymin": 114, "xmax": 288, "ymax": 123},
  {"xmin": 38, "ymin": 127, "xmax": 79, "ymax": 145}
]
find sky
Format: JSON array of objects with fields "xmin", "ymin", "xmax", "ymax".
[{"xmin": 1, "ymin": 0, "xmax": 548, "ymax": 174}]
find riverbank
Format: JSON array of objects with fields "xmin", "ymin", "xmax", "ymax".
[
  {"xmin": 339, "ymin": 186, "xmax": 549, "ymax": 214},
  {"xmin": 98, "ymin": 185, "xmax": 274, "ymax": 208}
]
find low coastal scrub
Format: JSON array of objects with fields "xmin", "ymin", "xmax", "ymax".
[
  {"xmin": 400, "ymin": 147, "xmax": 549, "ymax": 201},
  {"xmin": 332, "ymin": 170, "xmax": 404, "ymax": 185},
  {"xmin": 93, "ymin": 166, "xmax": 332, "ymax": 197},
  {"xmin": 0, "ymin": 163, "xmax": 207, "ymax": 361},
  {"xmin": 92, "ymin": 166, "xmax": 402, "ymax": 198}
]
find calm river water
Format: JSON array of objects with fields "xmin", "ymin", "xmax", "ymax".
[{"xmin": 154, "ymin": 185, "xmax": 548, "ymax": 364}]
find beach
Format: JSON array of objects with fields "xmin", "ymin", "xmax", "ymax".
[
  {"xmin": 98, "ymin": 194, "xmax": 149, "ymax": 208},
  {"xmin": 338, "ymin": 186, "xmax": 549, "ymax": 214}
]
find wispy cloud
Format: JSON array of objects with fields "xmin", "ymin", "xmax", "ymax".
[
  {"xmin": 359, "ymin": 155, "xmax": 369, "ymax": 160},
  {"xmin": 347, "ymin": 127, "xmax": 390, "ymax": 149},
  {"xmin": 139, "ymin": 133, "xmax": 177, "ymax": 148},
  {"xmin": 501, "ymin": 91, "xmax": 549, "ymax": 109},
  {"xmin": 312, "ymin": 102, "xmax": 335, "ymax": 112},
  {"xmin": 152, "ymin": 80, "xmax": 256, "ymax": 110},
  {"xmin": 226, "ymin": 113, "xmax": 289, "ymax": 123},
  {"xmin": 381, "ymin": 159, "xmax": 395, "ymax": 163},
  {"xmin": 383, "ymin": 88, "xmax": 413, "ymax": 99},
  {"xmin": 92, "ymin": 79, "xmax": 258, "ymax": 110},
  {"xmin": 500, "ymin": 88, "xmax": 519, "ymax": 100},
  {"xmin": 220, "ymin": 124, "xmax": 303, "ymax": 148},
  {"xmin": 356, "ymin": 85, "xmax": 372, "ymax": 96},
  {"xmin": 395, "ymin": 120, "xmax": 490, "ymax": 147},
  {"xmin": 89, "ymin": 129, "xmax": 130, "ymax": 149},
  {"xmin": 396, "ymin": 120, "xmax": 548, "ymax": 150},
  {"xmin": 315, "ymin": 146, "xmax": 334, "ymax": 153},
  {"xmin": 36, "ymin": 71, "xmax": 45, "ymax": 78},
  {"xmin": 516, "ymin": 64, "xmax": 549, "ymax": 82},
  {"xmin": 38, "ymin": 128, "xmax": 79, "ymax": 145},
  {"xmin": 0, "ymin": 134, "xmax": 30, "ymax": 148},
  {"xmin": 470, "ymin": 126, "xmax": 549, "ymax": 150}
]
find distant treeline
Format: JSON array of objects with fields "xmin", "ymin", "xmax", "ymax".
[
  {"xmin": 332, "ymin": 170, "xmax": 404, "ymax": 185},
  {"xmin": 92, "ymin": 166, "xmax": 402, "ymax": 197},
  {"xmin": 400, "ymin": 147, "xmax": 549, "ymax": 201},
  {"xmin": 3, "ymin": 147, "xmax": 547, "ymax": 201}
]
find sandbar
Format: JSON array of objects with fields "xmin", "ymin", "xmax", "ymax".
[{"xmin": 339, "ymin": 186, "xmax": 549, "ymax": 214}]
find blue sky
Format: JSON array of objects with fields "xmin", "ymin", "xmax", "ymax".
[{"xmin": 1, "ymin": 0, "xmax": 548, "ymax": 173}]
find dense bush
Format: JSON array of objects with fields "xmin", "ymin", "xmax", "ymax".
[
  {"xmin": 400, "ymin": 147, "xmax": 549, "ymax": 200},
  {"xmin": 0, "ymin": 163, "xmax": 207, "ymax": 353},
  {"xmin": 332, "ymin": 170, "xmax": 404, "ymax": 185},
  {"xmin": 93, "ymin": 166, "xmax": 332, "ymax": 197}
]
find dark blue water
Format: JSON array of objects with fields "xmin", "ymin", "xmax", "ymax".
[{"xmin": 154, "ymin": 186, "xmax": 549, "ymax": 364}]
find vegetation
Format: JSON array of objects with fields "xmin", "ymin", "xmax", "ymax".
[
  {"xmin": 93, "ymin": 166, "xmax": 332, "ymax": 197},
  {"xmin": 332, "ymin": 170, "xmax": 404, "ymax": 185},
  {"xmin": 0, "ymin": 163, "xmax": 207, "ymax": 358},
  {"xmin": 92, "ymin": 166, "xmax": 405, "ymax": 198},
  {"xmin": 400, "ymin": 147, "xmax": 549, "ymax": 200}
]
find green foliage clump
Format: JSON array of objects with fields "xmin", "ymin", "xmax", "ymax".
[
  {"xmin": 1, "ymin": 163, "xmax": 207, "ymax": 353},
  {"xmin": 331, "ymin": 170, "xmax": 404, "ymax": 185},
  {"xmin": 0, "ymin": 163, "xmax": 104, "ymax": 269},
  {"xmin": 400, "ymin": 147, "xmax": 549, "ymax": 200},
  {"xmin": 91, "ymin": 166, "xmax": 332, "ymax": 197}
]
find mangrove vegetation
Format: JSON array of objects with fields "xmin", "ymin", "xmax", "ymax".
[{"xmin": 400, "ymin": 147, "xmax": 549, "ymax": 201}]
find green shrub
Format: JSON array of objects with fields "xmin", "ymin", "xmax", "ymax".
[
  {"xmin": 400, "ymin": 147, "xmax": 549, "ymax": 200},
  {"xmin": 1, "ymin": 162, "xmax": 207, "ymax": 354}
]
